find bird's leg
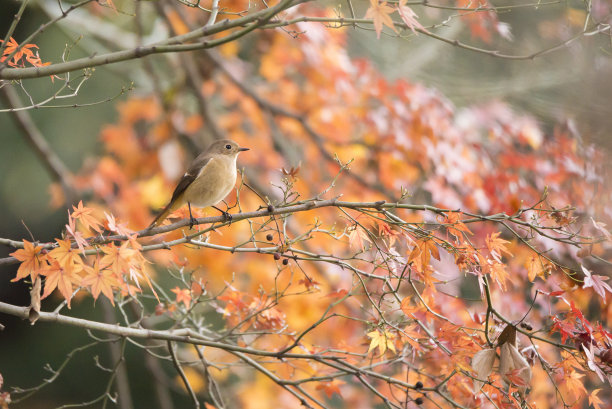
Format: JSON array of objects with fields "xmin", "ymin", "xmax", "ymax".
[
  {"xmin": 188, "ymin": 202, "xmax": 198, "ymax": 229},
  {"xmin": 213, "ymin": 205, "xmax": 232, "ymax": 224}
]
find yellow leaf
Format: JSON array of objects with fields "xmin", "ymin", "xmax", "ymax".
[{"xmin": 367, "ymin": 329, "xmax": 396, "ymax": 355}]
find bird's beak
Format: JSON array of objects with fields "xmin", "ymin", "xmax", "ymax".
[{"xmin": 239, "ymin": 147, "xmax": 250, "ymax": 152}]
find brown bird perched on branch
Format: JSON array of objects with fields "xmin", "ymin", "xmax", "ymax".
[{"xmin": 148, "ymin": 139, "xmax": 249, "ymax": 229}]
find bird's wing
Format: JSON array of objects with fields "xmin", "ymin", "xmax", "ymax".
[
  {"xmin": 148, "ymin": 154, "xmax": 212, "ymax": 228},
  {"xmin": 169, "ymin": 154, "xmax": 213, "ymax": 203}
]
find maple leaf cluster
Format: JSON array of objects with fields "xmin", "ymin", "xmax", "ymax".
[
  {"xmin": 0, "ymin": 37, "xmax": 50, "ymax": 69},
  {"xmin": 10, "ymin": 201, "xmax": 147, "ymax": 308}
]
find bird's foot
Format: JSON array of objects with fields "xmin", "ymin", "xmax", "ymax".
[
  {"xmin": 189, "ymin": 215, "xmax": 198, "ymax": 230},
  {"xmin": 223, "ymin": 211, "xmax": 232, "ymax": 224},
  {"xmin": 213, "ymin": 205, "xmax": 232, "ymax": 224}
]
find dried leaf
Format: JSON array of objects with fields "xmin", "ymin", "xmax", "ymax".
[
  {"xmin": 471, "ymin": 348, "xmax": 496, "ymax": 393},
  {"xmin": 497, "ymin": 324, "xmax": 517, "ymax": 347},
  {"xmin": 499, "ymin": 343, "xmax": 532, "ymax": 395}
]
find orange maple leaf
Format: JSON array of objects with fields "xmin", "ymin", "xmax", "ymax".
[
  {"xmin": 100, "ymin": 241, "xmax": 136, "ymax": 275},
  {"xmin": 48, "ymin": 239, "xmax": 83, "ymax": 272},
  {"xmin": 349, "ymin": 224, "xmax": 371, "ymax": 251},
  {"xmin": 40, "ymin": 260, "xmax": 79, "ymax": 307},
  {"xmin": 256, "ymin": 305, "xmax": 286, "ymax": 330},
  {"xmin": 326, "ymin": 288, "xmax": 349, "ymax": 299},
  {"xmin": 408, "ymin": 238, "xmax": 440, "ymax": 272},
  {"xmin": 486, "ymin": 232, "xmax": 511, "ymax": 261},
  {"xmin": 1, "ymin": 37, "xmax": 51, "ymax": 70},
  {"xmin": 315, "ymin": 379, "xmax": 344, "ymax": 398},
  {"xmin": 364, "ymin": 0, "xmax": 397, "ymax": 39},
  {"xmin": 104, "ymin": 212, "xmax": 135, "ymax": 237},
  {"xmin": 10, "ymin": 240, "xmax": 46, "ymax": 281},
  {"xmin": 218, "ymin": 288, "xmax": 249, "ymax": 312},
  {"xmin": 172, "ymin": 287, "xmax": 192, "ymax": 309},
  {"xmin": 589, "ymin": 388, "xmax": 605, "ymax": 409},
  {"xmin": 375, "ymin": 220, "xmax": 401, "ymax": 247},
  {"xmin": 525, "ymin": 255, "xmax": 551, "ymax": 282},
  {"xmin": 441, "ymin": 212, "xmax": 472, "ymax": 240},
  {"xmin": 400, "ymin": 297, "xmax": 425, "ymax": 317},
  {"xmin": 561, "ymin": 369, "xmax": 586, "ymax": 401},
  {"xmin": 504, "ymin": 368, "xmax": 529, "ymax": 387},
  {"xmin": 82, "ymin": 258, "xmax": 119, "ymax": 305},
  {"xmin": 0, "ymin": 37, "xmax": 19, "ymax": 55},
  {"xmin": 488, "ymin": 261, "xmax": 510, "ymax": 290},
  {"xmin": 401, "ymin": 323, "xmax": 423, "ymax": 350},
  {"xmin": 71, "ymin": 200, "xmax": 103, "ymax": 234}
]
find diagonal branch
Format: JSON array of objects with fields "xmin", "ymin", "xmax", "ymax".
[
  {"xmin": 168, "ymin": 340, "xmax": 200, "ymax": 409},
  {"xmin": 0, "ymin": 0, "xmax": 307, "ymax": 80},
  {"xmin": 0, "ymin": 84, "xmax": 76, "ymax": 206}
]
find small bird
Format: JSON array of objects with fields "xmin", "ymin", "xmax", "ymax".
[{"xmin": 148, "ymin": 139, "xmax": 249, "ymax": 229}]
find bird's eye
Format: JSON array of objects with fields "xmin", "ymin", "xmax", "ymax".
[{"xmin": 225, "ymin": 144, "xmax": 232, "ymax": 150}]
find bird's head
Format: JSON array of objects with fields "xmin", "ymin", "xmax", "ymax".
[{"xmin": 209, "ymin": 139, "xmax": 249, "ymax": 156}]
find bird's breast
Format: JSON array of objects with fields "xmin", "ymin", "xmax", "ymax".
[{"xmin": 183, "ymin": 155, "xmax": 238, "ymax": 207}]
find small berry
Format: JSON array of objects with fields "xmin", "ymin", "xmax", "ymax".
[
  {"xmin": 273, "ymin": 252, "xmax": 281, "ymax": 260},
  {"xmin": 266, "ymin": 233, "xmax": 274, "ymax": 241},
  {"xmin": 282, "ymin": 258, "xmax": 289, "ymax": 265},
  {"xmin": 415, "ymin": 381, "xmax": 423, "ymax": 390},
  {"xmin": 415, "ymin": 397, "xmax": 423, "ymax": 405},
  {"xmin": 267, "ymin": 204, "xmax": 274, "ymax": 213}
]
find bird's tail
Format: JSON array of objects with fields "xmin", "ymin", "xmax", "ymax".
[{"xmin": 148, "ymin": 200, "xmax": 180, "ymax": 229}]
